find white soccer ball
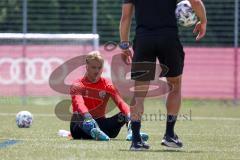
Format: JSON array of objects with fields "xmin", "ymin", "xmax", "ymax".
[
  {"xmin": 16, "ymin": 111, "xmax": 33, "ymax": 128},
  {"xmin": 175, "ymin": 0, "xmax": 198, "ymax": 27}
]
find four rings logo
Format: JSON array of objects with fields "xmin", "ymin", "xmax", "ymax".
[{"xmin": 0, "ymin": 57, "xmax": 65, "ymax": 85}]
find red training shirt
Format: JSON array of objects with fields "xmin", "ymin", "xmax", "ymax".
[{"xmin": 70, "ymin": 76, "xmax": 130, "ymax": 119}]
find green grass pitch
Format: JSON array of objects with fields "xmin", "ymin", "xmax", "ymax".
[{"xmin": 0, "ymin": 97, "xmax": 240, "ymax": 160}]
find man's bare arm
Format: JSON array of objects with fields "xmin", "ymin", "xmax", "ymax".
[
  {"xmin": 188, "ymin": 0, "xmax": 207, "ymax": 40},
  {"xmin": 119, "ymin": 3, "xmax": 134, "ymax": 42}
]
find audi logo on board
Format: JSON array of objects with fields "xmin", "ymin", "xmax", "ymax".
[{"xmin": 0, "ymin": 57, "xmax": 64, "ymax": 85}]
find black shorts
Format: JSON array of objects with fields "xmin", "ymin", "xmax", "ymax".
[
  {"xmin": 131, "ymin": 34, "xmax": 185, "ymax": 81},
  {"xmin": 70, "ymin": 112, "xmax": 127, "ymax": 139}
]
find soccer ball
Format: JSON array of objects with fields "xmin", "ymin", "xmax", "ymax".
[
  {"xmin": 175, "ymin": 0, "xmax": 198, "ymax": 27},
  {"xmin": 16, "ymin": 111, "xmax": 33, "ymax": 128}
]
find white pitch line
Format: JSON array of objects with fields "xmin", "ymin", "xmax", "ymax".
[{"xmin": 0, "ymin": 112, "xmax": 240, "ymax": 121}]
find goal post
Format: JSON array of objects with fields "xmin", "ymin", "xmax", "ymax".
[{"xmin": 0, "ymin": 33, "xmax": 99, "ymax": 49}]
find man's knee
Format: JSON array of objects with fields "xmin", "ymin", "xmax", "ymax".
[
  {"xmin": 133, "ymin": 80, "xmax": 150, "ymax": 98},
  {"xmin": 167, "ymin": 75, "xmax": 182, "ymax": 92},
  {"xmin": 108, "ymin": 132, "xmax": 119, "ymax": 138}
]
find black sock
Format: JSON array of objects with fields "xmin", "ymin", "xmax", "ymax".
[
  {"xmin": 131, "ymin": 121, "xmax": 142, "ymax": 143},
  {"xmin": 166, "ymin": 115, "xmax": 177, "ymax": 137}
]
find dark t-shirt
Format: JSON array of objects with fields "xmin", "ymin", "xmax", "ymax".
[{"xmin": 123, "ymin": 0, "xmax": 178, "ymax": 36}]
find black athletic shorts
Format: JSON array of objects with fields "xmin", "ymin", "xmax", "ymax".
[
  {"xmin": 70, "ymin": 112, "xmax": 127, "ymax": 139},
  {"xmin": 131, "ymin": 34, "xmax": 185, "ymax": 81}
]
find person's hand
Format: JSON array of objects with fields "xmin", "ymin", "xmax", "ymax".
[
  {"xmin": 121, "ymin": 49, "xmax": 133, "ymax": 65},
  {"xmin": 83, "ymin": 112, "xmax": 93, "ymax": 120},
  {"xmin": 193, "ymin": 21, "xmax": 207, "ymax": 41},
  {"xmin": 82, "ymin": 113, "xmax": 99, "ymax": 132},
  {"xmin": 127, "ymin": 113, "xmax": 131, "ymax": 122}
]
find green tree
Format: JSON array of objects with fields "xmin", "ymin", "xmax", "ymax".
[
  {"xmin": 58, "ymin": 0, "xmax": 92, "ymax": 33},
  {"xmin": 0, "ymin": 0, "xmax": 22, "ymax": 32},
  {"xmin": 28, "ymin": 0, "xmax": 60, "ymax": 33}
]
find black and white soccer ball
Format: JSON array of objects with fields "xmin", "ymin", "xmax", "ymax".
[
  {"xmin": 175, "ymin": 0, "xmax": 198, "ymax": 27},
  {"xmin": 16, "ymin": 111, "xmax": 33, "ymax": 128}
]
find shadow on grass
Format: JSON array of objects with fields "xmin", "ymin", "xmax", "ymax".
[
  {"xmin": 70, "ymin": 138, "xmax": 125, "ymax": 141},
  {"xmin": 110, "ymin": 138, "xmax": 126, "ymax": 141},
  {"xmin": 119, "ymin": 149, "xmax": 203, "ymax": 153}
]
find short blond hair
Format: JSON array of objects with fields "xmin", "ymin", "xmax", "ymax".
[{"xmin": 86, "ymin": 51, "xmax": 104, "ymax": 65}]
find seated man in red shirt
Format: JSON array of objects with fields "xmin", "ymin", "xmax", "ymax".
[{"xmin": 70, "ymin": 51, "xmax": 148, "ymax": 141}]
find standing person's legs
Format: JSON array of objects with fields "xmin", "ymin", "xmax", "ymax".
[
  {"xmin": 129, "ymin": 36, "xmax": 157, "ymax": 150},
  {"xmin": 160, "ymin": 75, "xmax": 183, "ymax": 148},
  {"xmin": 130, "ymin": 81, "xmax": 150, "ymax": 142},
  {"xmin": 157, "ymin": 34, "xmax": 184, "ymax": 148},
  {"xmin": 165, "ymin": 75, "xmax": 182, "ymax": 137}
]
